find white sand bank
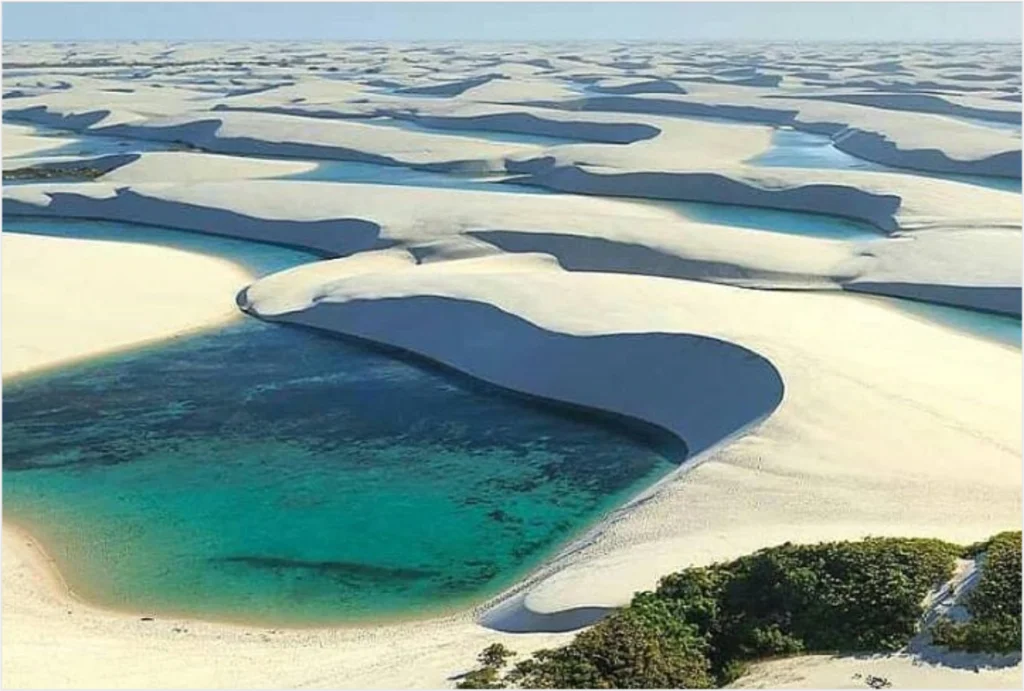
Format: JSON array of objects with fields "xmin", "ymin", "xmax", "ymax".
[
  {"xmin": 2, "ymin": 121, "xmax": 78, "ymax": 158},
  {"xmin": 731, "ymin": 653, "xmax": 1022, "ymax": 689},
  {"xmin": 1, "ymin": 232, "xmax": 252, "ymax": 378}
]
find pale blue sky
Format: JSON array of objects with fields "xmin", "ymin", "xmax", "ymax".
[{"xmin": 3, "ymin": 2, "xmax": 1022, "ymax": 42}]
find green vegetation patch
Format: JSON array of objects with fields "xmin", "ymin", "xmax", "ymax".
[
  {"xmin": 459, "ymin": 536, "xmax": 967, "ymax": 689},
  {"xmin": 3, "ymin": 165, "xmax": 106, "ymax": 182}
]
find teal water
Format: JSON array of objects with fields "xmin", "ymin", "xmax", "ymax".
[
  {"xmin": 2, "ymin": 219, "xmax": 679, "ymax": 626},
  {"xmin": 749, "ymin": 127, "xmax": 888, "ymax": 172},
  {"xmin": 749, "ymin": 127, "xmax": 1022, "ymax": 193},
  {"xmin": 658, "ymin": 199, "xmax": 882, "ymax": 241}
]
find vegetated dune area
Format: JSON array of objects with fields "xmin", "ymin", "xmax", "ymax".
[{"xmin": 2, "ymin": 40, "xmax": 1021, "ymax": 689}]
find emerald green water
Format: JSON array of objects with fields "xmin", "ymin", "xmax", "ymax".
[{"xmin": 2, "ymin": 219, "xmax": 680, "ymax": 626}]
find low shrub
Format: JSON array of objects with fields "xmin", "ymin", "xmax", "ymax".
[
  {"xmin": 932, "ymin": 531, "xmax": 1021, "ymax": 654},
  {"xmin": 504, "ymin": 601, "xmax": 713, "ymax": 689}
]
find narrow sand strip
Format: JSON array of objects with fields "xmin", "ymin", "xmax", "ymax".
[
  {"xmin": 1, "ymin": 122, "xmax": 79, "ymax": 159},
  {"xmin": 1, "ymin": 232, "xmax": 253, "ymax": 379},
  {"xmin": 731, "ymin": 653, "xmax": 1023, "ymax": 689}
]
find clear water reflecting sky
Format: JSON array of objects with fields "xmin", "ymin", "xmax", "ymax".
[{"xmin": 3, "ymin": 2, "xmax": 1021, "ymax": 43}]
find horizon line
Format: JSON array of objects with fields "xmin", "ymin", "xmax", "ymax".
[{"xmin": 6, "ymin": 37, "xmax": 1022, "ymax": 45}]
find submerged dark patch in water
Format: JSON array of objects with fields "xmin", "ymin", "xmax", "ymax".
[{"xmin": 215, "ymin": 556, "xmax": 440, "ymax": 584}]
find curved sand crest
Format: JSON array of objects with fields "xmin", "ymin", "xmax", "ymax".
[
  {"xmin": 2, "ymin": 180, "xmax": 862, "ymax": 283},
  {"xmin": 212, "ymin": 99, "xmax": 682, "ymax": 146},
  {"xmin": 240, "ymin": 290, "xmax": 786, "ymax": 458},
  {"xmin": 1, "ymin": 232, "xmax": 253, "ymax": 379},
  {"xmin": 97, "ymin": 151, "xmax": 317, "ymax": 182},
  {"xmin": 240, "ymin": 253, "xmax": 1020, "ymax": 623}
]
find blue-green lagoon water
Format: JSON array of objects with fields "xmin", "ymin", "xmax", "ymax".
[
  {"xmin": 749, "ymin": 127, "xmax": 889, "ymax": 172},
  {"xmin": 647, "ymin": 198, "xmax": 883, "ymax": 241},
  {"xmin": 885, "ymin": 297, "xmax": 1022, "ymax": 349},
  {"xmin": 2, "ymin": 219, "xmax": 680, "ymax": 626},
  {"xmin": 3, "ymin": 217, "xmax": 319, "ymax": 275}
]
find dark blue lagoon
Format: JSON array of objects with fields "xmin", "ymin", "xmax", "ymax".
[{"xmin": 2, "ymin": 218, "xmax": 679, "ymax": 626}]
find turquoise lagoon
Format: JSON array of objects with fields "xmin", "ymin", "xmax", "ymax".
[
  {"xmin": 673, "ymin": 199, "xmax": 882, "ymax": 241},
  {"xmin": 885, "ymin": 297, "xmax": 1022, "ymax": 349},
  {"xmin": 749, "ymin": 127, "xmax": 888, "ymax": 172},
  {"xmin": 2, "ymin": 218, "xmax": 680, "ymax": 626}
]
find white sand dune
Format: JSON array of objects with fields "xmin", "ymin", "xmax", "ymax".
[
  {"xmin": 6, "ymin": 45, "xmax": 1019, "ymax": 178},
  {"xmin": 2, "ymin": 39, "xmax": 1020, "ymax": 690},
  {"xmin": 97, "ymin": 150, "xmax": 317, "ymax": 182},
  {"xmin": 731, "ymin": 653, "xmax": 1022, "ymax": 689},
  {"xmin": 5, "ymin": 177, "xmax": 1019, "ymax": 316}
]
